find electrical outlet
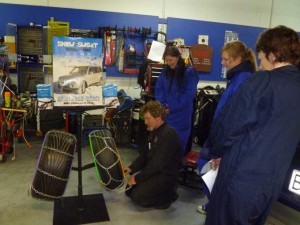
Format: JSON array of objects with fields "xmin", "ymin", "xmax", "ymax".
[{"xmin": 198, "ymin": 35, "xmax": 209, "ymax": 45}]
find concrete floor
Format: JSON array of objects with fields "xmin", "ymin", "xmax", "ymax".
[{"xmin": 0, "ymin": 135, "xmax": 299, "ymax": 225}]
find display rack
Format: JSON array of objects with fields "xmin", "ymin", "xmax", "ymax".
[{"xmin": 53, "ymin": 106, "xmax": 109, "ymax": 225}]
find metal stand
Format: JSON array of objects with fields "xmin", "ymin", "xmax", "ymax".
[{"xmin": 53, "ymin": 106, "xmax": 109, "ymax": 225}]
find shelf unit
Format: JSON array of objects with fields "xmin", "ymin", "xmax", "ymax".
[
  {"xmin": 16, "ymin": 26, "xmax": 44, "ymax": 93},
  {"xmin": 145, "ymin": 63, "xmax": 164, "ymax": 97},
  {"xmin": 17, "ymin": 63, "xmax": 44, "ymax": 93},
  {"xmin": 17, "ymin": 26, "xmax": 43, "ymax": 55}
]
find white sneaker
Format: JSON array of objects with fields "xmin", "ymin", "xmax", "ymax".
[{"xmin": 197, "ymin": 205, "xmax": 207, "ymax": 214}]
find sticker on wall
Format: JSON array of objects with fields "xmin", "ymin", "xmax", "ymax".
[
  {"xmin": 198, "ymin": 35, "xmax": 209, "ymax": 45},
  {"xmin": 222, "ymin": 30, "xmax": 239, "ymax": 78}
]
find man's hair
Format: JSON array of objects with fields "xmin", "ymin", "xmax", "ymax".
[
  {"xmin": 140, "ymin": 100, "xmax": 164, "ymax": 119},
  {"xmin": 256, "ymin": 25, "xmax": 300, "ymax": 65}
]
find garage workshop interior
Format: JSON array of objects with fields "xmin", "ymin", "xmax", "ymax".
[{"xmin": 0, "ymin": 1, "xmax": 299, "ymax": 225}]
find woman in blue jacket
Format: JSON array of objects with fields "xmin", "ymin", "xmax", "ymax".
[
  {"xmin": 155, "ymin": 46, "xmax": 199, "ymax": 155},
  {"xmin": 214, "ymin": 40, "xmax": 257, "ymax": 119},
  {"xmin": 197, "ymin": 40, "xmax": 258, "ymax": 214}
]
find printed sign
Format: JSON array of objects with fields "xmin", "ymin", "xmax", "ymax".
[
  {"xmin": 288, "ymin": 169, "xmax": 300, "ymax": 196},
  {"xmin": 52, "ymin": 37, "xmax": 105, "ymax": 107},
  {"xmin": 190, "ymin": 44, "xmax": 213, "ymax": 72},
  {"xmin": 222, "ymin": 30, "xmax": 239, "ymax": 78}
]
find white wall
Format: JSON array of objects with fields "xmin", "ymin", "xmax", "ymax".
[
  {"xmin": 0, "ymin": 0, "xmax": 299, "ymax": 31},
  {"xmin": 270, "ymin": 0, "xmax": 300, "ymax": 30},
  {"xmin": 1, "ymin": 0, "xmax": 299, "ymax": 98}
]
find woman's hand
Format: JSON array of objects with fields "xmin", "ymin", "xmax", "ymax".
[{"xmin": 210, "ymin": 158, "xmax": 221, "ymax": 171}]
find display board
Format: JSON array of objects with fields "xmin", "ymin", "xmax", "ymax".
[
  {"xmin": 52, "ymin": 37, "xmax": 104, "ymax": 106},
  {"xmin": 167, "ymin": 17, "xmax": 265, "ymax": 81}
]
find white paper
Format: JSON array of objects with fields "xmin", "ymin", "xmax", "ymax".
[
  {"xmin": 200, "ymin": 161, "xmax": 211, "ymax": 174},
  {"xmin": 202, "ymin": 167, "xmax": 219, "ymax": 193},
  {"xmin": 147, "ymin": 40, "xmax": 166, "ymax": 62}
]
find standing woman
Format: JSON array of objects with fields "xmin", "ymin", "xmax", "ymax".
[
  {"xmin": 155, "ymin": 46, "xmax": 199, "ymax": 155},
  {"xmin": 205, "ymin": 25, "xmax": 300, "ymax": 225},
  {"xmin": 214, "ymin": 40, "xmax": 258, "ymax": 119},
  {"xmin": 197, "ymin": 40, "xmax": 258, "ymax": 214}
]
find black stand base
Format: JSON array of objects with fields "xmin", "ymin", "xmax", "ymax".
[{"xmin": 53, "ymin": 194, "xmax": 110, "ymax": 225}]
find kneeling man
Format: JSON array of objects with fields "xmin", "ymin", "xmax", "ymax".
[{"xmin": 124, "ymin": 100, "xmax": 182, "ymax": 209}]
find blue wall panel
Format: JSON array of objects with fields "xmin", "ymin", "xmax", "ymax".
[
  {"xmin": 0, "ymin": 3, "xmax": 266, "ymax": 81},
  {"xmin": 0, "ymin": 3, "xmax": 159, "ymax": 34},
  {"xmin": 0, "ymin": 3, "xmax": 159, "ymax": 77}
]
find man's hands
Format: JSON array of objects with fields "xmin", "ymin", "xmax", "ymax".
[
  {"xmin": 128, "ymin": 176, "xmax": 136, "ymax": 186},
  {"xmin": 124, "ymin": 167, "xmax": 136, "ymax": 186},
  {"xmin": 123, "ymin": 167, "xmax": 132, "ymax": 175}
]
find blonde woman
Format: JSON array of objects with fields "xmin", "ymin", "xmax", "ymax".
[{"xmin": 197, "ymin": 40, "xmax": 257, "ymax": 214}]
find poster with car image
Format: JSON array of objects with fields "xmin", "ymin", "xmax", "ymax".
[{"xmin": 53, "ymin": 36, "xmax": 105, "ymax": 107}]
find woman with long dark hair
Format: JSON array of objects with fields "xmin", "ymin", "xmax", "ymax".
[{"xmin": 155, "ymin": 46, "xmax": 199, "ymax": 155}]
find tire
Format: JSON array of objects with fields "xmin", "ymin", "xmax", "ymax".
[
  {"xmin": 89, "ymin": 129, "xmax": 124, "ymax": 190},
  {"xmin": 30, "ymin": 130, "xmax": 76, "ymax": 200}
]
